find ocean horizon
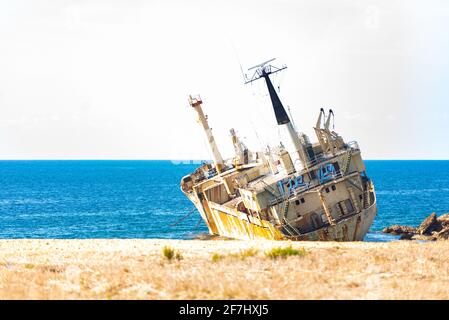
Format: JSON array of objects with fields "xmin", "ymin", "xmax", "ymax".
[{"xmin": 0, "ymin": 160, "xmax": 448, "ymax": 241}]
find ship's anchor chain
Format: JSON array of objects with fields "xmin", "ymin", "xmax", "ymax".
[
  {"xmin": 194, "ymin": 217, "xmax": 203, "ymax": 230},
  {"xmin": 170, "ymin": 207, "xmax": 197, "ymax": 227}
]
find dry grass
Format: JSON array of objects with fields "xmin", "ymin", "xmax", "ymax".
[
  {"xmin": 265, "ymin": 246, "xmax": 307, "ymax": 259},
  {"xmin": 0, "ymin": 239, "xmax": 448, "ymax": 299},
  {"xmin": 162, "ymin": 246, "xmax": 183, "ymax": 261}
]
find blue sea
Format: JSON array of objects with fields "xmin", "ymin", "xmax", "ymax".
[{"xmin": 0, "ymin": 160, "xmax": 448, "ymax": 241}]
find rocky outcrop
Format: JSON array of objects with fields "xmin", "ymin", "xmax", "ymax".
[
  {"xmin": 416, "ymin": 213, "xmax": 441, "ymax": 235},
  {"xmin": 410, "ymin": 234, "xmax": 437, "ymax": 241},
  {"xmin": 437, "ymin": 214, "xmax": 449, "ymax": 227},
  {"xmin": 383, "ymin": 212, "xmax": 449, "ymax": 241},
  {"xmin": 382, "ymin": 225, "xmax": 416, "ymax": 235},
  {"xmin": 399, "ymin": 232, "xmax": 414, "ymax": 240},
  {"xmin": 436, "ymin": 226, "xmax": 449, "ymax": 240}
]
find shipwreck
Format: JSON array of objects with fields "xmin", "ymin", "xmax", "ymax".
[{"xmin": 180, "ymin": 59, "xmax": 377, "ymax": 241}]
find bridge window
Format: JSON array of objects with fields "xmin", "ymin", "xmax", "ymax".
[{"xmin": 331, "ymin": 185, "xmax": 336, "ymax": 191}]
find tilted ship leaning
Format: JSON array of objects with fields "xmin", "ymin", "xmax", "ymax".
[{"xmin": 181, "ymin": 59, "xmax": 377, "ymax": 241}]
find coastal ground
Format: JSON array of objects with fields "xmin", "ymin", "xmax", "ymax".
[{"xmin": 0, "ymin": 239, "xmax": 448, "ymax": 299}]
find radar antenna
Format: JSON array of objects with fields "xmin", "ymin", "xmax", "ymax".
[
  {"xmin": 244, "ymin": 58, "xmax": 309, "ymax": 170},
  {"xmin": 245, "ymin": 58, "xmax": 287, "ymax": 84},
  {"xmin": 247, "ymin": 58, "xmax": 277, "ymax": 71},
  {"xmin": 244, "ymin": 58, "xmax": 289, "ymax": 125}
]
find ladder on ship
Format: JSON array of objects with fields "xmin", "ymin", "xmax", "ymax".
[
  {"xmin": 341, "ymin": 150, "xmax": 352, "ymax": 174},
  {"xmin": 277, "ymin": 196, "xmax": 302, "ymax": 236},
  {"xmin": 282, "ymin": 217, "xmax": 302, "ymax": 237},
  {"xmin": 348, "ymin": 187, "xmax": 361, "ymax": 213},
  {"xmin": 362, "ymin": 181, "xmax": 371, "ymax": 208},
  {"xmin": 263, "ymin": 180, "xmax": 302, "ymax": 236},
  {"xmin": 262, "ymin": 180, "xmax": 280, "ymax": 198},
  {"xmin": 280, "ymin": 200, "xmax": 290, "ymax": 218}
]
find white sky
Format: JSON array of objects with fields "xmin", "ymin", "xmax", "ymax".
[{"xmin": 0, "ymin": 0, "xmax": 448, "ymax": 160}]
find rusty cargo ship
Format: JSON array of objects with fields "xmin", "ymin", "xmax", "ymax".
[{"xmin": 180, "ymin": 59, "xmax": 377, "ymax": 241}]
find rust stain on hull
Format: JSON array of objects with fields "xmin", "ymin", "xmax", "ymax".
[
  {"xmin": 208, "ymin": 208, "xmax": 284, "ymax": 240},
  {"xmin": 195, "ymin": 196, "xmax": 377, "ymax": 242}
]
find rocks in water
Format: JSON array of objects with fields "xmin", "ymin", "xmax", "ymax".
[
  {"xmin": 383, "ymin": 225, "xmax": 416, "ymax": 240},
  {"xmin": 399, "ymin": 233, "xmax": 414, "ymax": 240},
  {"xmin": 383, "ymin": 212, "xmax": 449, "ymax": 241},
  {"xmin": 437, "ymin": 213, "xmax": 449, "ymax": 226},
  {"xmin": 383, "ymin": 225, "xmax": 416, "ymax": 235},
  {"xmin": 416, "ymin": 212, "xmax": 441, "ymax": 235},
  {"xmin": 410, "ymin": 234, "xmax": 436, "ymax": 241},
  {"xmin": 437, "ymin": 226, "xmax": 449, "ymax": 240}
]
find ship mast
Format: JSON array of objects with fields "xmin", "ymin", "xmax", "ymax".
[
  {"xmin": 188, "ymin": 95, "xmax": 225, "ymax": 173},
  {"xmin": 245, "ymin": 59, "xmax": 309, "ymax": 170}
]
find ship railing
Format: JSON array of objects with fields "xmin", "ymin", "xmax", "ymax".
[
  {"xmin": 299, "ymin": 141, "xmax": 359, "ymax": 170},
  {"xmin": 300, "ymin": 152, "xmax": 346, "ymax": 173},
  {"xmin": 303, "ymin": 141, "xmax": 359, "ymax": 168},
  {"xmin": 346, "ymin": 141, "xmax": 359, "ymax": 151},
  {"xmin": 296, "ymin": 145, "xmax": 360, "ymax": 180},
  {"xmin": 302, "ymin": 153, "xmax": 326, "ymax": 169},
  {"xmin": 260, "ymin": 179, "xmax": 280, "ymax": 198},
  {"xmin": 269, "ymin": 172, "xmax": 345, "ymax": 206}
]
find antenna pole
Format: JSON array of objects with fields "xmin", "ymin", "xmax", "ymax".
[
  {"xmin": 245, "ymin": 60, "xmax": 308, "ymax": 169},
  {"xmin": 287, "ymin": 105, "xmax": 297, "ymax": 131}
]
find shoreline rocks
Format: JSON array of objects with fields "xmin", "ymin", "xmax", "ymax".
[
  {"xmin": 416, "ymin": 213, "xmax": 441, "ymax": 235},
  {"xmin": 382, "ymin": 225, "xmax": 416, "ymax": 235},
  {"xmin": 383, "ymin": 212, "xmax": 449, "ymax": 241}
]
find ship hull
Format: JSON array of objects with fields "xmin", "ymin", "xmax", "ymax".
[
  {"xmin": 290, "ymin": 200, "xmax": 377, "ymax": 241},
  {"xmin": 188, "ymin": 193, "xmax": 377, "ymax": 241}
]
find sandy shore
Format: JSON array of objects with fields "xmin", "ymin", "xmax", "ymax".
[{"xmin": 0, "ymin": 239, "xmax": 448, "ymax": 299}]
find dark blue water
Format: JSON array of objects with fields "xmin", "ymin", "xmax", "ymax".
[
  {"xmin": 365, "ymin": 160, "xmax": 449, "ymax": 241},
  {"xmin": 0, "ymin": 160, "xmax": 447, "ymax": 241}
]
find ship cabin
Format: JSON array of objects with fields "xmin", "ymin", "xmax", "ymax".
[{"xmin": 241, "ymin": 140, "xmax": 375, "ymax": 235}]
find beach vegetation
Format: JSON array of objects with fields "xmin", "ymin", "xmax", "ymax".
[
  {"xmin": 265, "ymin": 246, "xmax": 307, "ymax": 259},
  {"xmin": 212, "ymin": 248, "xmax": 259, "ymax": 261},
  {"xmin": 162, "ymin": 246, "xmax": 183, "ymax": 261},
  {"xmin": 239, "ymin": 248, "xmax": 259, "ymax": 258},
  {"xmin": 229, "ymin": 248, "xmax": 259, "ymax": 259},
  {"xmin": 211, "ymin": 253, "xmax": 224, "ymax": 262}
]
